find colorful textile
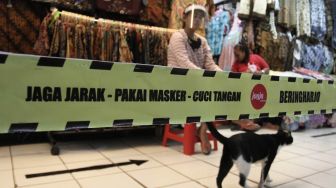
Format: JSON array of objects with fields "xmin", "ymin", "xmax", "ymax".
[
  {"xmin": 206, "ymin": 10, "xmax": 230, "ymax": 56},
  {"xmin": 310, "ymin": 0, "xmax": 327, "ymax": 40},
  {"xmin": 296, "ymin": 0, "xmax": 311, "ymax": 37},
  {"xmin": 301, "ymin": 43, "xmax": 333, "ymax": 72},
  {"xmin": 218, "ymin": 10, "xmax": 242, "ymax": 71},
  {"xmin": 332, "ymin": 0, "xmax": 336, "ymax": 48}
]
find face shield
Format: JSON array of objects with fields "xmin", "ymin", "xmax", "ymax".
[{"xmin": 184, "ymin": 4, "xmax": 209, "ymax": 30}]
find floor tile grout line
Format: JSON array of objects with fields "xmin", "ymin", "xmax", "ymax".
[
  {"xmin": 285, "ymin": 159, "xmax": 336, "ymax": 172},
  {"xmin": 119, "ymin": 140, "xmax": 219, "ymax": 187},
  {"xmin": 11, "ymin": 146, "xmax": 77, "ymax": 188},
  {"xmin": 93, "ymin": 143, "xmax": 147, "ymax": 188},
  {"xmin": 9, "ymin": 146, "xmax": 17, "ymax": 188},
  {"xmin": 11, "ymin": 149, "xmax": 88, "ymax": 170},
  {"xmin": 13, "ymin": 180, "xmax": 81, "ymax": 188},
  {"xmin": 93, "ymin": 141, "xmax": 164, "ymax": 172},
  {"xmin": 106, "ymin": 158, "xmax": 147, "ymax": 188},
  {"xmin": 156, "ymin": 180, "xmax": 205, "ymax": 188},
  {"xmin": 305, "ymin": 156, "xmax": 336, "ymax": 166},
  {"xmin": 274, "ymin": 166, "xmax": 329, "ymax": 182},
  {"xmin": 125, "ymin": 138, "xmax": 247, "ymax": 187},
  {"xmin": 4, "ymin": 131, "xmax": 336, "ymax": 188},
  {"xmin": 269, "ymin": 179, "xmax": 296, "ymax": 188},
  {"xmin": 159, "ymin": 158, "xmax": 223, "ymax": 185},
  {"xmin": 57, "ymin": 151, "xmax": 83, "ymax": 188},
  {"xmin": 293, "ymin": 142, "xmax": 335, "ymax": 150},
  {"xmin": 10, "ymin": 151, "xmax": 51, "ymax": 157},
  {"xmin": 291, "ymin": 146, "xmax": 336, "ymax": 153},
  {"xmin": 11, "ymin": 147, "xmax": 78, "ymax": 188},
  {"xmin": 298, "ymin": 176, "xmax": 325, "ymax": 188},
  {"xmin": 280, "ymin": 148, "xmax": 318, "ymax": 156}
]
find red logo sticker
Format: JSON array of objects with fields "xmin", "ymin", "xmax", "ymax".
[{"xmin": 251, "ymin": 84, "xmax": 267, "ymax": 110}]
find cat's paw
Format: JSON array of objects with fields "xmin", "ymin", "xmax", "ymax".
[
  {"xmin": 266, "ymin": 176, "xmax": 272, "ymax": 183},
  {"xmin": 264, "ymin": 180, "xmax": 272, "ymax": 187}
]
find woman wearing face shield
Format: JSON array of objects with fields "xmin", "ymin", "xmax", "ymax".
[{"xmin": 167, "ymin": 4, "xmax": 222, "ymax": 155}]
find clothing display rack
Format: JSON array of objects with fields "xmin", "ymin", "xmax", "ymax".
[
  {"xmin": 40, "ymin": 9, "xmax": 175, "ymax": 155},
  {"xmin": 60, "ymin": 10, "xmax": 176, "ymax": 33},
  {"xmin": 35, "ymin": 9, "xmax": 175, "ymax": 66}
]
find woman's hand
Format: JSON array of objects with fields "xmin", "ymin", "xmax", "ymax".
[{"xmin": 255, "ymin": 69, "xmax": 269, "ymax": 75}]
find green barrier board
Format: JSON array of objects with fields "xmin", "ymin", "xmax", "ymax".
[{"xmin": 0, "ymin": 52, "xmax": 335, "ymax": 133}]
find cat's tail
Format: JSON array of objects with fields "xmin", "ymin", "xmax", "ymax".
[{"xmin": 206, "ymin": 122, "xmax": 228, "ymax": 144}]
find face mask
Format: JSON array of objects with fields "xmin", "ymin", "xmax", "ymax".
[{"xmin": 188, "ymin": 37, "xmax": 202, "ymax": 50}]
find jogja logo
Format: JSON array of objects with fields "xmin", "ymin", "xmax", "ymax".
[{"xmin": 250, "ymin": 84, "xmax": 267, "ymax": 110}]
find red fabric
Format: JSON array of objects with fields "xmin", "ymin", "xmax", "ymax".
[{"xmin": 231, "ymin": 54, "xmax": 269, "ymax": 72}]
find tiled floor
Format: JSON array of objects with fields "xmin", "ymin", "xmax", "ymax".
[{"xmin": 1, "ymin": 127, "xmax": 336, "ymax": 188}]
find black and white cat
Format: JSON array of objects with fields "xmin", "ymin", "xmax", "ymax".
[{"xmin": 206, "ymin": 122, "xmax": 293, "ymax": 188}]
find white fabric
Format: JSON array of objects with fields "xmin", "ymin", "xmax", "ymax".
[
  {"xmin": 238, "ymin": 0, "xmax": 251, "ymax": 17},
  {"xmin": 269, "ymin": 70, "xmax": 314, "ymax": 79},
  {"xmin": 269, "ymin": 11, "xmax": 278, "ymax": 39},
  {"xmin": 274, "ymin": 0, "xmax": 280, "ymax": 10},
  {"xmin": 252, "ymin": 0, "xmax": 267, "ymax": 17}
]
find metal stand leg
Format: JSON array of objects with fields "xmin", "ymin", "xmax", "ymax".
[{"xmin": 47, "ymin": 132, "xmax": 60, "ymax": 155}]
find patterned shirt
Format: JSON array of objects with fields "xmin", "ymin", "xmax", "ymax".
[
  {"xmin": 206, "ymin": 10, "xmax": 231, "ymax": 56},
  {"xmin": 301, "ymin": 43, "xmax": 333, "ymax": 72},
  {"xmin": 167, "ymin": 29, "xmax": 222, "ymax": 71},
  {"xmin": 332, "ymin": 0, "xmax": 336, "ymax": 49},
  {"xmin": 310, "ymin": 0, "xmax": 327, "ymax": 40},
  {"xmin": 296, "ymin": 0, "xmax": 311, "ymax": 37}
]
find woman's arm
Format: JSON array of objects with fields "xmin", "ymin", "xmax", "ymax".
[
  {"xmin": 254, "ymin": 54, "xmax": 270, "ymax": 74},
  {"xmin": 203, "ymin": 39, "xmax": 222, "ymax": 71}
]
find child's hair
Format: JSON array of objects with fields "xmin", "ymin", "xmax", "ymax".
[{"xmin": 234, "ymin": 41, "xmax": 250, "ymax": 64}]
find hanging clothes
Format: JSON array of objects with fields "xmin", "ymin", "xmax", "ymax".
[
  {"xmin": 252, "ymin": 0, "xmax": 267, "ymax": 19},
  {"xmin": 49, "ymin": 20, "xmax": 61, "ymax": 57},
  {"xmin": 119, "ymin": 30, "xmax": 133, "ymax": 63},
  {"xmin": 288, "ymin": 0, "xmax": 296, "ymax": 29},
  {"xmin": 322, "ymin": 46, "xmax": 334, "ymax": 74},
  {"xmin": 325, "ymin": 0, "xmax": 333, "ymax": 47},
  {"xmin": 141, "ymin": 30, "xmax": 150, "ymax": 64},
  {"xmin": 278, "ymin": 0, "xmax": 290, "ymax": 28},
  {"xmin": 301, "ymin": 43, "xmax": 323, "ymax": 71},
  {"xmin": 206, "ymin": 10, "xmax": 230, "ymax": 56},
  {"xmin": 258, "ymin": 31, "xmax": 290, "ymax": 71},
  {"xmin": 238, "ymin": 0, "xmax": 251, "ymax": 20},
  {"xmin": 112, "ymin": 30, "xmax": 120, "ymax": 62},
  {"xmin": 127, "ymin": 29, "xmax": 141, "ymax": 63},
  {"xmin": 74, "ymin": 24, "xmax": 87, "ymax": 59},
  {"xmin": 296, "ymin": 0, "xmax": 311, "ymax": 37},
  {"xmin": 246, "ymin": 20, "xmax": 255, "ymax": 49},
  {"xmin": 218, "ymin": 9, "xmax": 243, "ymax": 71},
  {"xmin": 59, "ymin": 23, "xmax": 67, "ymax": 57},
  {"xmin": 37, "ymin": 11, "xmax": 172, "ymax": 66},
  {"xmin": 140, "ymin": 0, "xmax": 171, "ymax": 27},
  {"xmin": 332, "ymin": 0, "xmax": 336, "ymax": 49},
  {"xmin": 66, "ymin": 24, "xmax": 75, "ymax": 58},
  {"xmin": 301, "ymin": 43, "xmax": 330, "ymax": 72},
  {"xmin": 269, "ymin": 11, "xmax": 277, "ymax": 39},
  {"xmin": 310, "ymin": 0, "xmax": 327, "ymax": 41},
  {"xmin": 33, "ymin": 13, "xmax": 51, "ymax": 56}
]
